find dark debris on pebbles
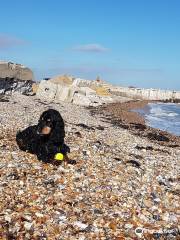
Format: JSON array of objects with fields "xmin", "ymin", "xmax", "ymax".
[{"xmin": 0, "ymin": 94, "xmax": 179, "ymax": 239}]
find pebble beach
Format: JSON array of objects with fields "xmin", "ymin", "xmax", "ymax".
[{"xmin": 0, "ymin": 94, "xmax": 179, "ymax": 239}]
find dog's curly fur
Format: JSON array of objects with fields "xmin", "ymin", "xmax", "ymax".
[{"xmin": 16, "ymin": 109, "xmax": 70, "ymax": 163}]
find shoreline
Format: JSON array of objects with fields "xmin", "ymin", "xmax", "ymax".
[{"xmin": 90, "ymin": 100, "xmax": 180, "ymax": 147}]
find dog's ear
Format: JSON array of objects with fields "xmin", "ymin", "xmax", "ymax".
[
  {"xmin": 50, "ymin": 118, "xmax": 65, "ymax": 144},
  {"xmin": 53, "ymin": 112, "xmax": 64, "ymax": 125},
  {"xmin": 39, "ymin": 110, "xmax": 46, "ymax": 120}
]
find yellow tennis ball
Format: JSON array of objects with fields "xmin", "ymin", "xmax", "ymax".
[{"xmin": 54, "ymin": 153, "xmax": 64, "ymax": 161}]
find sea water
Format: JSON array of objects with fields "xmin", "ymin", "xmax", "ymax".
[{"xmin": 135, "ymin": 103, "xmax": 180, "ymax": 136}]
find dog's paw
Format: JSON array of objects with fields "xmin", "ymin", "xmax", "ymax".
[{"xmin": 61, "ymin": 144, "xmax": 70, "ymax": 153}]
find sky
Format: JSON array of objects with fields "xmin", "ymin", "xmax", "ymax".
[{"xmin": 0, "ymin": 0, "xmax": 180, "ymax": 90}]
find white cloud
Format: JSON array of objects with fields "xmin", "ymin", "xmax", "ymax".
[
  {"xmin": 73, "ymin": 43, "xmax": 109, "ymax": 53},
  {"xmin": 0, "ymin": 34, "xmax": 25, "ymax": 49}
]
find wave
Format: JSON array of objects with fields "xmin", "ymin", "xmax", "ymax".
[
  {"xmin": 140, "ymin": 103, "xmax": 180, "ymax": 136},
  {"xmin": 149, "ymin": 104, "xmax": 179, "ymax": 117}
]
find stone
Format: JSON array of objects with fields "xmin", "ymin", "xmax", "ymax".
[
  {"xmin": 72, "ymin": 93, "xmax": 92, "ymax": 106},
  {"xmin": 0, "ymin": 61, "xmax": 34, "ymax": 95},
  {"xmin": 35, "ymin": 212, "xmax": 44, "ymax": 218},
  {"xmin": 4, "ymin": 215, "xmax": 11, "ymax": 223},
  {"xmin": 49, "ymin": 75, "xmax": 73, "ymax": 85},
  {"xmin": 36, "ymin": 80, "xmax": 78, "ymax": 103},
  {"xmin": 24, "ymin": 221, "xmax": 33, "ymax": 231},
  {"xmin": 135, "ymin": 227, "xmax": 144, "ymax": 238},
  {"xmin": 80, "ymin": 87, "xmax": 96, "ymax": 96},
  {"xmin": 55, "ymin": 84, "xmax": 75, "ymax": 102},
  {"xmin": 36, "ymin": 80, "xmax": 57, "ymax": 101},
  {"xmin": 0, "ymin": 78, "xmax": 34, "ymax": 95},
  {"xmin": 124, "ymin": 223, "xmax": 134, "ymax": 229},
  {"xmin": 72, "ymin": 77, "xmax": 95, "ymax": 87},
  {"xmin": 73, "ymin": 221, "xmax": 88, "ymax": 230},
  {"xmin": 0, "ymin": 61, "xmax": 33, "ymax": 80},
  {"xmin": 0, "ymin": 93, "xmax": 179, "ymax": 239},
  {"xmin": 36, "ymin": 75, "xmax": 114, "ymax": 106}
]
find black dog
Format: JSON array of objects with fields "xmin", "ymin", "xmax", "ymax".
[{"xmin": 16, "ymin": 109, "xmax": 70, "ymax": 163}]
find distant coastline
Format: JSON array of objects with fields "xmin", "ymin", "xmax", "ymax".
[{"xmin": 109, "ymin": 85, "xmax": 180, "ymax": 102}]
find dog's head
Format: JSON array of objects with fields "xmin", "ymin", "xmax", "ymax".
[{"xmin": 37, "ymin": 109, "xmax": 64, "ymax": 136}]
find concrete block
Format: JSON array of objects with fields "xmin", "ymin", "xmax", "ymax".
[{"xmin": 36, "ymin": 80, "xmax": 57, "ymax": 101}]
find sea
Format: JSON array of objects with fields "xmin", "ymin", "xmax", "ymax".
[{"xmin": 134, "ymin": 103, "xmax": 180, "ymax": 136}]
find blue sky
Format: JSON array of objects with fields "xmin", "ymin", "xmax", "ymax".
[{"xmin": 1, "ymin": 0, "xmax": 180, "ymax": 90}]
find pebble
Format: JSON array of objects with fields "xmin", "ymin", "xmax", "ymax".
[
  {"xmin": 5, "ymin": 215, "xmax": 11, "ymax": 223},
  {"xmin": 135, "ymin": 227, "xmax": 144, "ymax": 237},
  {"xmin": 74, "ymin": 221, "xmax": 88, "ymax": 230},
  {"xmin": 124, "ymin": 223, "xmax": 134, "ymax": 229},
  {"xmin": 35, "ymin": 212, "xmax": 44, "ymax": 218},
  {"xmin": 24, "ymin": 221, "xmax": 33, "ymax": 231},
  {"xmin": 0, "ymin": 94, "xmax": 179, "ymax": 239}
]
